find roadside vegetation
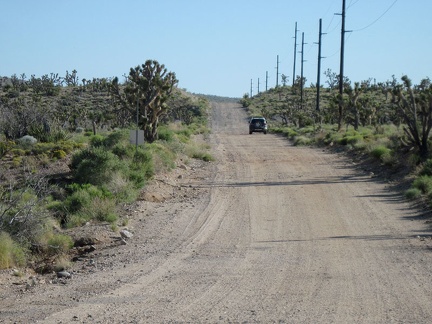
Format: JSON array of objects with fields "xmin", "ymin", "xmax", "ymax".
[
  {"xmin": 0, "ymin": 60, "xmax": 212, "ymax": 272},
  {"xmin": 242, "ymin": 72, "xmax": 432, "ymax": 208}
]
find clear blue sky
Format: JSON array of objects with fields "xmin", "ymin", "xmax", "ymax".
[{"xmin": 1, "ymin": 0, "xmax": 430, "ymax": 98}]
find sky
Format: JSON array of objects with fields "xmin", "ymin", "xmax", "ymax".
[{"xmin": 1, "ymin": 0, "xmax": 430, "ymax": 98}]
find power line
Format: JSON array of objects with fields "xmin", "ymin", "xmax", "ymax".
[
  {"xmin": 347, "ymin": 0, "xmax": 361, "ymax": 10},
  {"xmin": 351, "ymin": 0, "xmax": 398, "ymax": 32}
]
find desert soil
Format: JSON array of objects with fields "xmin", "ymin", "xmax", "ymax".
[{"xmin": 1, "ymin": 101, "xmax": 432, "ymax": 323}]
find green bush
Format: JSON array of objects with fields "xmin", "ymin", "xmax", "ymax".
[
  {"xmin": 370, "ymin": 145, "xmax": 392, "ymax": 161},
  {"xmin": 158, "ymin": 126, "xmax": 175, "ymax": 142},
  {"xmin": 147, "ymin": 142, "xmax": 176, "ymax": 173},
  {"xmin": 52, "ymin": 149, "xmax": 67, "ymax": 159},
  {"xmin": 59, "ymin": 182, "xmax": 125, "ymax": 227},
  {"xmin": 47, "ymin": 234, "xmax": 73, "ymax": 256},
  {"xmin": 103, "ymin": 131, "xmax": 128, "ymax": 149},
  {"xmin": 293, "ymin": 136, "xmax": 312, "ymax": 146},
  {"xmin": 412, "ymin": 175, "xmax": 432, "ymax": 194},
  {"xmin": 63, "ymin": 184, "xmax": 112, "ymax": 212},
  {"xmin": 0, "ymin": 232, "xmax": 27, "ymax": 269},
  {"xmin": 405, "ymin": 188, "xmax": 422, "ymax": 200},
  {"xmin": 130, "ymin": 148, "xmax": 154, "ymax": 184},
  {"xmin": 0, "ymin": 140, "xmax": 14, "ymax": 158},
  {"xmin": 419, "ymin": 159, "xmax": 432, "ymax": 176},
  {"xmin": 89, "ymin": 134, "xmax": 105, "ymax": 147},
  {"xmin": 70, "ymin": 147, "xmax": 122, "ymax": 186},
  {"xmin": 344, "ymin": 135, "xmax": 363, "ymax": 145}
]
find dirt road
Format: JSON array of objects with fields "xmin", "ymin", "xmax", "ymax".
[{"xmin": 1, "ymin": 101, "xmax": 432, "ymax": 323}]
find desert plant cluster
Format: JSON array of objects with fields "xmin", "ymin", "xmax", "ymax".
[
  {"xmin": 242, "ymin": 72, "xmax": 432, "ymax": 207},
  {"xmin": 0, "ymin": 60, "xmax": 212, "ymax": 272}
]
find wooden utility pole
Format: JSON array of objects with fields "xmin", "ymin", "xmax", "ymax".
[
  {"xmin": 292, "ymin": 22, "xmax": 298, "ymax": 86},
  {"xmin": 300, "ymin": 32, "xmax": 305, "ymax": 108},
  {"xmin": 266, "ymin": 71, "xmax": 268, "ymax": 91},
  {"xmin": 316, "ymin": 18, "xmax": 324, "ymax": 112},
  {"xmin": 338, "ymin": 0, "xmax": 346, "ymax": 130},
  {"xmin": 276, "ymin": 55, "xmax": 280, "ymax": 88}
]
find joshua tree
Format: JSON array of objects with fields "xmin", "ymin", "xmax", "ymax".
[
  {"xmin": 393, "ymin": 76, "xmax": 432, "ymax": 160},
  {"xmin": 110, "ymin": 60, "xmax": 178, "ymax": 143}
]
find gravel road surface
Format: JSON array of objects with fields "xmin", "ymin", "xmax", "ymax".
[{"xmin": 1, "ymin": 101, "xmax": 432, "ymax": 323}]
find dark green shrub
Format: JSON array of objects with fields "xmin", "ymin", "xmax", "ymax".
[
  {"xmin": 293, "ymin": 136, "xmax": 312, "ymax": 146},
  {"xmin": 412, "ymin": 175, "xmax": 432, "ymax": 194},
  {"xmin": 89, "ymin": 134, "xmax": 105, "ymax": 147},
  {"xmin": 158, "ymin": 126, "xmax": 174, "ymax": 142},
  {"xmin": 70, "ymin": 147, "xmax": 122, "ymax": 186},
  {"xmin": 405, "ymin": 188, "xmax": 422, "ymax": 200},
  {"xmin": 47, "ymin": 234, "xmax": 73, "ymax": 256},
  {"xmin": 419, "ymin": 159, "xmax": 432, "ymax": 176},
  {"xmin": 103, "ymin": 131, "xmax": 128, "ymax": 149},
  {"xmin": 130, "ymin": 148, "xmax": 154, "ymax": 184},
  {"xmin": 52, "ymin": 150, "xmax": 66, "ymax": 159},
  {"xmin": 0, "ymin": 140, "xmax": 14, "ymax": 158},
  {"xmin": 370, "ymin": 145, "xmax": 392, "ymax": 160},
  {"xmin": 0, "ymin": 232, "xmax": 27, "ymax": 269}
]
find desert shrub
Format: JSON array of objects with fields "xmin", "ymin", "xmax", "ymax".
[
  {"xmin": 66, "ymin": 197, "xmax": 117, "ymax": 227},
  {"xmin": 201, "ymin": 152, "xmax": 215, "ymax": 162},
  {"xmin": 63, "ymin": 184, "xmax": 112, "ymax": 213},
  {"xmin": 344, "ymin": 134, "xmax": 363, "ymax": 145},
  {"xmin": 405, "ymin": 188, "xmax": 422, "ymax": 200},
  {"xmin": 272, "ymin": 127, "xmax": 298, "ymax": 139},
  {"xmin": 84, "ymin": 197, "xmax": 117, "ymax": 223},
  {"xmin": 158, "ymin": 125, "xmax": 175, "ymax": 142},
  {"xmin": 184, "ymin": 142, "xmax": 214, "ymax": 161},
  {"xmin": 10, "ymin": 148, "xmax": 25, "ymax": 156},
  {"xmin": 324, "ymin": 131, "xmax": 343, "ymax": 145},
  {"xmin": 0, "ymin": 232, "xmax": 27, "ymax": 269},
  {"xmin": 47, "ymin": 234, "xmax": 73, "ymax": 256},
  {"xmin": 298, "ymin": 126, "xmax": 315, "ymax": 134},
  {"xmin": 0, "ymin": 188, "xmax": 52, "ymax": 247},
  {"xmin": 293, "ymin": 136, "xmax": 312, "ymax": 146},
  {"xmin": 103, "ymin": 131, "xmax": 128, "ymax": 149},
  {"xmin": 70, "ymin": 146, "xmax": 122, "ymax": 186},
  {"xmin": 89, "ymin": 134, "xmax": 105, "ymax": 147},
  {"xmin": 29, "ymin": 125, "xmax": 71, "ymax": 143},
  {"xmin": 12, "ymin": 156, "xmax": 22, "ymax": 167},
  {"xmin": 370, "ymin": 145, "xmax": 392, "ymax": 161},
  {"xmin": 18, "ymin": 135, "xmax": 37, "ymax": 147},
  {"xmin": 53, "ymin": 255, "xmax": 72, "ymax": 272},
  {"xmin": 147, "ymin": 142, "xmax": 176, "ymax": 173},
  {"xmin": 129, "ymin": 148, "xmax": 154, "ymax": 185},
  {"xmin": 52, "ymin": 150, "xmax": 67, "ymax": 159},
  {"xmin": 32, "ymin": 142, "xmax": 54, "ymax": 155},
  {"xmin": 419, "ymin": 159, "xmax": 432, "ymax": 176},
  {"xmin": 412, "ymin": 175, "xmax": 432, "ymax": 194},
  {"xmin": 105, "ymin": 172, "xmax": 139, "ymax": 203},
  {"xmin": 0, "ymin": 140, "xmax": 15, "ymax": 158},
  {"xmin": 111, "ymin": 143, "xmax": 133, "ymax": 159}
]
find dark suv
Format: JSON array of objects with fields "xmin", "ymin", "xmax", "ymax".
[{"xmin": 249, "ymin": 117, "xmax": 268, "ymax": 134}]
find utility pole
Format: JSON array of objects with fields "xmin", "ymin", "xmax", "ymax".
[
  {"xmin": 315, "ymin": 18, "xmax": 325, "ymax": 113},
  {"xmin": 266, "ymin": 71, "xmax": 268, "ymax": 91},
  {"xmin": 292, "ymin": 22, "xmax": 298, "ymax": 86},
  {"xmin": 300, "ymin": 32, "xmax": 305, "ymax": 108},
  {"xmin": 337, "ymin": 0, "xmax": 346, "ymax": 130},
  {"xmin": 276, "ymin": 55, "xmax": 280, "ymax": 88},
  {"xmin": 250, "ymin": 79, "xmax": 253, "ymax": 97}
]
